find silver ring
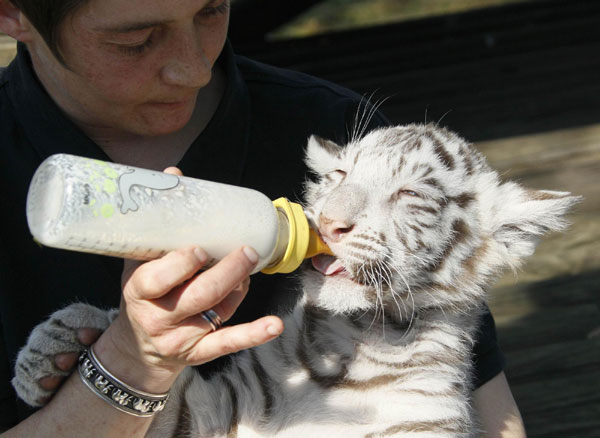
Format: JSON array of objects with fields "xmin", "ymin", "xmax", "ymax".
[{"xmin": 201, "ymin": 309, "xmax": 223, "ymax": 332}]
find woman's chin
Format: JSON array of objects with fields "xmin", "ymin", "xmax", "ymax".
[{"xmin": 135, "ymin": 100, "xmax": 197, "ymax": 136}]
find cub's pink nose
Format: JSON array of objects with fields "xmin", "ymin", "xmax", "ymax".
[{"xmin": 319, "ymin": 214, "xmax": 354, "ymax": 242}]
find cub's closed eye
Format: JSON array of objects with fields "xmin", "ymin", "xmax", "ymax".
[
  {"xmin": 399, "ymin": 189, "xmax": 420, "ymax": 197},
  {"xmin": 325, "ymin": 169, "xmax": 346, "ymax": 178}
]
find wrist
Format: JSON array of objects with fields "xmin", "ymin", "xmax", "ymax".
[
  {"xmin": 78, "ymin": 348, "xmax": 169, "ymax": 417},
  {"xmin": 93, "ymin": 320, "xmax": 183, "ymax": 394}
]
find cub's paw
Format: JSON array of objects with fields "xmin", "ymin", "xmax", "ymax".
[{"xmin": 12, "ymin": 303, "xmax": 117, "ymax": 407}]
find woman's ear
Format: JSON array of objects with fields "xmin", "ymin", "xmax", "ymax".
[{"xmin": 0, "ymin": 0, "xmax": 34, "ymax": 42}]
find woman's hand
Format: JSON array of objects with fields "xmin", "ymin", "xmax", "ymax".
[
  {"xmin": 92, "ymin": 166, "xmax": 284, "ymax": 393},
  {"xmin": 97, "ymin": 244, "xmax": 283, "ymax": 393}
]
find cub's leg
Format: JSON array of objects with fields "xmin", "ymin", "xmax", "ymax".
[{"xmin": 12, "ymin": 303, "xmax": 117, "ymax": 406}]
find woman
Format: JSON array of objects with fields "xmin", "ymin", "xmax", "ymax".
[{"xmin": 0, "ymin": 0, "xmax": 525, "ymax": 436}]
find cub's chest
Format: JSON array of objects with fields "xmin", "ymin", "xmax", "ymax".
[{"xmin": 236, "ymin": 342, "xmax": 471, "ymax": 438}]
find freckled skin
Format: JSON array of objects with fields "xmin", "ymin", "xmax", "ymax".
[{"xmin": 25, "ymin": 0, "xmax": 229, "ymax": 136}]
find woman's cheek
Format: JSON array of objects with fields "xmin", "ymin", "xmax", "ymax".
[{"xmin": 86, "ymin": 60, "xmax": 158, "ymax": 102}]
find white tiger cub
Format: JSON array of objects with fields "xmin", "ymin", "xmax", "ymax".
[{"xmin": 13, "ymin": 123, "xmax": 580, "ymax": 437}]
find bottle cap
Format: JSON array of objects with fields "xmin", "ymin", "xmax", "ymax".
[{"xmin": 261, "ymin": 198, "xmax": 332, "ymax": 274}]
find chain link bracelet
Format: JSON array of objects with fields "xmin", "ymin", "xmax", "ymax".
[{"xmin": 78, "ymin": 347, "xmax": 169, "ymax": 417}]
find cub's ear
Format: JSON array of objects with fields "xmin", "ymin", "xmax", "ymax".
[
  {"xmin": 305, "ymin": 135, "xmax": 343, "ymax": 175},
  {"xmin": 490, "ymin": 182, "xmax": 582, "ymax": 267}
]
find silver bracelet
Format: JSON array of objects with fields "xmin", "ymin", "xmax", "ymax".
[{"xmin": 78, "ymin": 347, "xmax": 169, "ymax": 417}]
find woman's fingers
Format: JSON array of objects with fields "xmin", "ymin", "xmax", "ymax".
[
  {"xmin": 184, "ymin": 316, "xmax": 284, "ymax": 365},
  {"xmin": 125, "ymin": 246, "xmax": 210, "ymax": 300},
  {"xmin": 154, "ymin": 246, "xmax": 258, "ymax": 324},
  {"xmin": 209, "ymin": 277, "xmax": 251, "ymax": 324},
  {"xmin": 115, "ymin": 241, "xmax": 273, "ymax": 372},
  {"xmin": 163, "ymin": 166, "xmax": 183, "ymax": 176}
]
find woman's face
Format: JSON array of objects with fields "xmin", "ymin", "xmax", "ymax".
[{"xmin": 27, "ymin": 0, "xmax": 229, "ymax": 136}]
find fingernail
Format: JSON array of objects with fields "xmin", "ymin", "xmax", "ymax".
[
  {"xmin": 242, "ymin": 246, "xmax": 259, "ymax": 264},
  {"xmin": 194, "ymin": 247, "xmax": 208, "ymax": 263},
  {"xmin": 266, "ymin": 324, "xmax": 282, "ymax": 337}
]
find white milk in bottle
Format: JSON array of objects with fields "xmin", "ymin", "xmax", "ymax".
[{"xmin": 26, "ymin": 154, "xmax": 330, "ymax": 274}]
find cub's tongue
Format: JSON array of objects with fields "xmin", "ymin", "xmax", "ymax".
[{"xmin": 311, "ymin": 254, "xmax": 345, "ymax": 276}]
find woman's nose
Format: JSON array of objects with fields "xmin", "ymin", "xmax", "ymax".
[{"xmin": 161, "ymin": 31, "xmax": 212, "ymax": 88}]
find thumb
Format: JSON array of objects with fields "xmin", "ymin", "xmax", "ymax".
[{"xmin": 163, "ymin": 166, "xmax": 183, "ymax": 176}]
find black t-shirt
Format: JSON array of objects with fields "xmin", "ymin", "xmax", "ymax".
[{"xmin": 0, "ymin": 42, "xmax": 504, "ymax": 429}]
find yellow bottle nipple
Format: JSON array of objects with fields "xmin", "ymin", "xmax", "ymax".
[
  {"xmin": 306, "ymin": 228, "xmax": 333, "ymax": 258},
  {"xmin": 261, "ymin": 198, "xmax": 332, "ymax": 274}
]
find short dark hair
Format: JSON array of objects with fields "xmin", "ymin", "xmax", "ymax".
[{"xmin": 9, "ymin": 0, "xmax": 89, "ymax": 62}]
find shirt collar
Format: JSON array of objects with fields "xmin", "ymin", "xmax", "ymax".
[{"xmin": 5, "ymin": 40, "xmax": 251, "ymax": 186}]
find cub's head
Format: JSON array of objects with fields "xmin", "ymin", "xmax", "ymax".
[{"xmin": 302, "ymin": 124, "xmax": 580, "ymax": 318}]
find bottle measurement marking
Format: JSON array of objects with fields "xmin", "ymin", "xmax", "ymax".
[{"xmin": 63, "ymin": 236, "xmax": 159, "ymax": 259}]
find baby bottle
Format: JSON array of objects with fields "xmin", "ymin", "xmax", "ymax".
[{"xmin": 26, "ymin": 154, "xmax": 331, "ymax": 274}]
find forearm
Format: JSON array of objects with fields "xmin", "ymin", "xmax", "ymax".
[
  {"xmin": 473, "ymin": 372, "xmax": 526, "ymax": 438},
  {"xmin": 1, "ymin": 372, "xmax": 153, "ymax": 438},
  {"xmin": 2, "ymin": 321, "xmax": 182, "ymax": 438}
]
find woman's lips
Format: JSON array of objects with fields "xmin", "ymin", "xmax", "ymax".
[
  {"xmin": 147, "ymin": 96, "xmax": 196, "ymax": 110},
  {"xmin": 148, "ymin": 100, "xmax": 189, "ymax": 109},
  {"xmin": 311, "ymin": 254, "xmax": 346, "ymax": 276}
]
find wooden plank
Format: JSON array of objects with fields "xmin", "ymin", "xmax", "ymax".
[
  {"xmin": 238, "ymin": 0, "xmax": 600, "ymax": 67},
  {"xmin": 494, "ymin": 304, "xmax": 600, "ymax": 352},
  {"xmin": 488, "ymin": 270, "xmax": 600, "ymax": 318},
  {"xmin": 0, "ymin": 35, "xmax": 15, "ymax": 67},
  {"xmin": 474, "ymin": 125, "xmax": 600, "ymax": 292},
  {"xmin": 510, "ymin": 370, "xmax": 600, "ymax": 437},
  {"xmin": 361, "ymin": 43, "xmax": 600, "ymax": 140},
  {"xmin": 504, "ymin": 338, "xmax": 600, "ymax": 384},
  {"xmin": 512, "ymin": 371, "xmax": 600, "ymax": 412},
  {"xmin": 274, "ymin": 22, "xmax": 600, "ymax": 86},
  {"xmin": 236, "ymin": 0, "xmax": 600, "ymax": 141},
  {"xmin": 521, "ymin": 405, "xmax": 600, "ymax": 438},
  {"xmin": 229, "ymin": 0, "xmax": 325, "ymax": 42},
  {"xmin": 476, "ymin": 124, "xmax": 600, "ymax": 179}
]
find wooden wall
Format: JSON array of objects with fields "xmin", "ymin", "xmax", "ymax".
[{"xmin": 233, "ymin": 0, "xmax": 600, "ymax": 142}]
